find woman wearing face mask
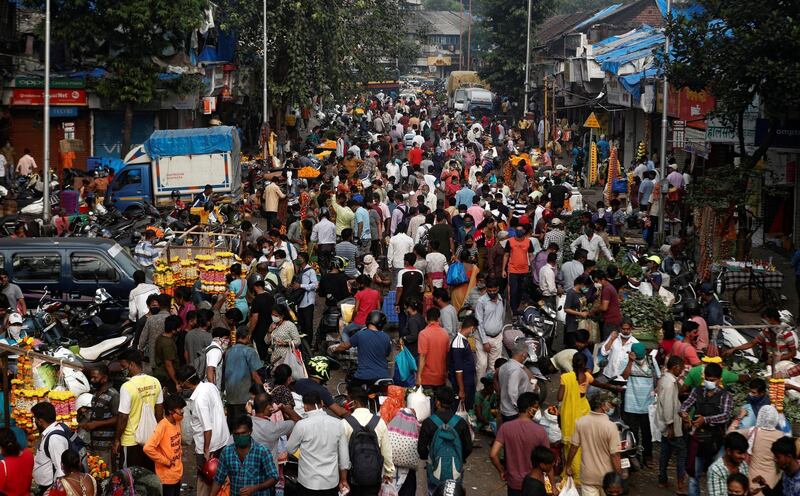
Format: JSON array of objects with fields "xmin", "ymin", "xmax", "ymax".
[
  {"xmin": 143, "ymin": 395, "xmax": 186, "ymax": 496},
  {"xmin": 731, "ymin": 405, "xmax": 786, "ymax": 490},
  {"xmin": 268, "ymin": 306, "xmax": 301, "ymax": 365},
  {"xmin": 558, "ymin": 352, "xmax": 593, "ymax": 485}
]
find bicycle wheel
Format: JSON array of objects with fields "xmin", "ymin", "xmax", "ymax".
[{"xmin": 733, "ymin": 283, "xmax": 765, "ymax": 314}]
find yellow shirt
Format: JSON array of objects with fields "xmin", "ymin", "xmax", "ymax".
[
  {"xmin": 332, "ymin": 202, "xmax": 354, "ymax": 236},
  {"xmin": 119, "ymin": 374, "xmax": 163, "ymax": 447}
]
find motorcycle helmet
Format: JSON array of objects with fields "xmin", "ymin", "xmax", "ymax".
[
  {"xmin": 683, "ymin": 298, "xmax": 701, "ymax": 316},
  {"xmin": 307, "ymin": 356, "xmax": 331, "ymax": 383},
  {"xmin": 330, "ymin": 256, "xmax": 348, "ymax": 272},
  {"xmin": 200, "ymin": 458, "xmax": 220, "ymax": 484},
  {"xmin": 366, "ymin": 310, "xmax": 387, "ymax": 330}
]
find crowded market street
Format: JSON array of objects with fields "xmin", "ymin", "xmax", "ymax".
[{"xmin": 0, "ymin": 0, "xmax": 800, "ymax": 495}]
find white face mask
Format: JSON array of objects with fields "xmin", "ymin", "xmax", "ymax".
[{"xmin": 272, "ymin": 315, "xmax": 281, "ymax": 323}]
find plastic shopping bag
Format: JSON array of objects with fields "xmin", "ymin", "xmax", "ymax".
[
  {"xmin": 379, "ymin": 481, "xmax": 399, "ymax": 496},
  {"xmin": 406, "ymin": 386, "xmax": 431, "ymax": 421},
  {"xmin": 558, "ymin": 476, "xmax": 580, "ymax": 496},
  {"xmin": 446, "ymin": 261, "xmax": 468, "ymax": 286},
  {"xmin": 456, "ymin": 401, "xmax": 475, "ymax": 441},
  {"xmin": 282, "ymin": 344, "xmax": 308, "ymax": 380},
  {"xmin": 394, "ymin": 346, "xmax": 417, "ymax": 385}
]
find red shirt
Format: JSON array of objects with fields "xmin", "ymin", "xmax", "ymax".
[
  {"xmin": 601, "ymin": 282, "xmax": 622, "ymax": 326},
  {"xmin": 495, "ymin": 419, "xmax": 550, "ymax": 490},
  {"xmin": 418, "ymin": 324, "xmax": 451, "ymax": 386},
  {"xmin": 408, "ymin": 147, "xmax": 423, "ymax": 167},
  {"xmin": 354, "ymin": 288, "xmax": 381, "ymax": 325},
  {"xmin": 0, "ymin": 449, "xmax": 34, "ymax": 496}
]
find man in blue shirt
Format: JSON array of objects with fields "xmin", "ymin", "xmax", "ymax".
[
  {"xmin": 574, "ymin": 329, "xmax": 595, "ymax": 372},
  {"xmin": 638, "ymin": 170, "xmax": 655, "ymax": 212},
  {"xmin": 596, "ymin": 135, "xmax": 610, "ymax": 162},
  {"xmin": 449, "ymin": 316, "xmax": 478, "ymax": 409},
  {"xmin": 351, "ymin": 197, "xmax": 372, "ymax": 256},
  {"xmin": 455, "ymin": 181, "xmax": 476, "ymax": 208},
  {"xmin": 699, "ymin": 283, "xmax": 724, "ymax": 328},
  {"xmin": 211, "ymin": 415, "xmax": 277, "ymax": 496},
  {"xmin": 331, "ymin": 310, "xmax": 392, "ymax": 386}
]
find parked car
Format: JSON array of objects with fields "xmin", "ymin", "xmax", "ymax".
[{"xmin": 0, "ymin": 237, "xmax": 141, "ymax": 307}]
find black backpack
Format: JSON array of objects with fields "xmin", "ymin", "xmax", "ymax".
[
  {"xmin": 44, "ymin": 423, "xmax": 89, "ymax": 473},
  {"xmin": 346, "ymin": 415, "xmax": 384, "ymax": 487},
  {"xmin": 287, "ymin": 267, "xmax": 315, "ymax": 306}
]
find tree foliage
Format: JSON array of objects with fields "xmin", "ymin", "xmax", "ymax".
[
  {"xmin": 476, "ymin": 0, "xmax": 553, "ymax": 99},
  {"xmin": 25, "ymin": 0, "xmax": 208, "ymax": 153},
  {"xmin": 666, "ymin": 0, "xmax": 800, "ymax": 167},
  {"xmin": 218, "ymin": 0, "xmax": 408, "ymax": 112}
]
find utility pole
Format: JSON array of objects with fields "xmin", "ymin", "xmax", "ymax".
[
  {"xmin": 543, "ymin": 75, "xmax": 548, "ymax": 147},
  {"xmin": 657, "ymin": 0, "xmax": 671, "ymax": 244},
  {"xmin": 42, "ymin": 0, "xmax": 51, "ymax": 222},
  {"xmin": 466, "ymin": 0, "xmax": 472, "ymax": 70},
  {"xmin": 523, "ymin": 0, "xmax": 532, "ymax": 113},
  {"xmin": 262, "ymin": 0, "xmax": 269, "ymax": 162}
]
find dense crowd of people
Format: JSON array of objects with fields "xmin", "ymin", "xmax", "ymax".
[{"xmin": 0, "ymin": 90, "xmax": 798, "ymax": 496}]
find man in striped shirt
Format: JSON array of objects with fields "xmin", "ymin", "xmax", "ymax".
[{"xmin": 722, "ymin": 307, "xmax": 796, "ymax": 364}]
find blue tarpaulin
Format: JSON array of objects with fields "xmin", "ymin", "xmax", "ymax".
[
  {"xmin": 573, "ymin": 4, "xmax": 624, "ymax": 31},
  {"xmin": 619, "ymin": 68, "xmax": 659, "ymax": 99},
  {"xmin": 594, "ymin": 26, "xmax": 665, "ymax": 75},
  {"xmin": 144, "ymin": 126, "xmax": 236, "ymax": 158}
]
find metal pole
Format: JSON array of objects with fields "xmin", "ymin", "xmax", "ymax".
[
  {"xmin": 657, "ymin": 0, "xmax": 671, "ymax": 244},
  {"xmin": 466, "ymin": 0, "xmax": 472, "ymax": 70},
  {"xmin": 268, "ymin": 0, "xmax": 272, "ymax": 161},
  {"xmin": 523, "ymin": 0, "xmax": 532, "ymax": 114},
  {"xmin": 43, "ymin": 0, "xmax": 51, "ymax": 222}
]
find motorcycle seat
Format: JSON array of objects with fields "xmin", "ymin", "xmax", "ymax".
[{"xmin": 80, "ymin": 335, "xmax": 130, "ymax": 361}]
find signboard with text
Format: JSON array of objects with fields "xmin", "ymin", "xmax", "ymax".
[
  {"xmin": 14, "ymin": 77, "xmax": 84, "ymax": 89},
  {"xmin": 11, "ymin": 88, "xmax": 88, "ymax": 106}
]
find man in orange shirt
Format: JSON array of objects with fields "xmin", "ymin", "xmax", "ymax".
[
  {"xmin": 502, "ymin": 224, "xmax": 535, "ymax": 314},
  {"xmin": 417, "ymin": 307, "xmax": 451, "ymax": 388}
]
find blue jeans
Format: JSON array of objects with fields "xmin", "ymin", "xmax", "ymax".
[
  {"xmin": 688, "ymin": 450, "xmax": 715, "ymax": 496},
  {"xmin": 659, "ymin": 435, "xmax": 687, "ymax": 484}
]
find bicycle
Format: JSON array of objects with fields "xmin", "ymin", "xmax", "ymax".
[{"xmin": 732, "ymin": 268, "xmax": 784, "ymax": 314}]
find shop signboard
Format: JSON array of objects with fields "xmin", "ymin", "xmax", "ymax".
[
  {"xmin": 14, "ymin": 77, "xmax": 84, "ymax": 89},
  {"xmin": 678, "ymin": 88, "xmax": 715, "ymax": 129},
  {"xmin": 672, "ymin": 120, "xmax": 686, "ymax": 149},
  {"xmin": 50, "ymin": 107, "xmax": 79, "ymax": 117},
  {"xmin": 706, "ymin": 99, "xmax": 759, "ymax": 145},
  {"xmin": 10, "ymin": 88, "xmax": 88, "ymax": 106},
  {"xmin": 755, "ymin": 119, "xmax": 800, "ymax": 150},
  {"xmin": 606, "ymin": 77, "xmax": 631, "ymax": 107}
]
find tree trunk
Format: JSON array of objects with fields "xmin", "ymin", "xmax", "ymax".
[{"xmin": 121, "ymin": 102, "xmax": 134, "ymax": 157}]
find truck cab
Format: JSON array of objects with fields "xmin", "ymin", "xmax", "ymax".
[{"xmin": 106, "ymin": 147, "xmax": 151, "ymax": 214}]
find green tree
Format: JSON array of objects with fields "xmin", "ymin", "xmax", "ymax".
[
  {"xmin": 477, "ymin": 0, "xmax": 553, "ymax": 99},
  {"xmin": 217, "ymin": 0, "xmax": 407, "ymax": 126},
  {"xmin": 26, "ymin": 0, "xmax": 207, "ymax": 155},
  {"xmin": 666, "ymin": 0, "xmax": 800, "ymax": 253}
]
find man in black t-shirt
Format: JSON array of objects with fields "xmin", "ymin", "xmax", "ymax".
[
  {"xmin": 292, "ymin": 357, "xmax": 348, "ymax": 417},
  {"xmin": 248, "ymin": 280, "xmax": 274, "ymax": 360},
  {"xmin": 548, "ymin": 176, "xmax": 569, "ymax": 211}
]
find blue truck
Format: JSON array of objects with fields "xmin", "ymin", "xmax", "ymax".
[{"xmin": 106, "ymin": 126, "xmax": 242, "ymax": 214}]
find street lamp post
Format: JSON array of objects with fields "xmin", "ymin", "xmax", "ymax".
[
  {"xmin": 523, "ymin": 0, "xmax": 532, "ymax": 113},
  {"xmin": 42, "ymin": 0, "xmax": 51, "ymax": 223},
  {"xmin": 657, "ymin": 0, "xmax": 671, "ymax": 244},
  {"xmin": 268, "ymin": 0, "xmax": 272, "ymax": 162}
]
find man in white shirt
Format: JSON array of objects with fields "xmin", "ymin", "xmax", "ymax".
[
  {"xmin": 406, "ymin": 208, "xmax": 426, "ymax": 240},
  {"xmin": 386, "ymin": 159, "xmax": 401, "ymax": 182},
  {"xmin": 666, "ymin": 163, "xmax": 685, "ymax": 189},
  {"xmin": 0, "ymin": 153, "xmax": 6, "ymax": 185},
  {"xmin": 16, "ymin": 148, "xmax": 37, "ymax": 176},
  {"xmin": 287, "ymin": 391, "xmax": 351, "ymax": 494},
  {"xmin": 570, "ymin": 227, "xmax": 613, "ymax": 261},
  {"xmin": 599, "ymin": 320, "xmax": 639, "ymax": 380},
  {"xmin": 177, "ymin": 365, "xmax": 230, "ymax": 496},
  {"xmin": 128, "ymin": 270, "xmax": 160, "ymax": 322},
  {"xmin": 421, "ymin": 183, "xmax": 437, "ymax": 212},
  {"xmin": 538, "ymin": 251, "xmax": 558, "ymax": 309},
  {"xmin": 32, "ymin": 402, "xmax": 69, "ymax": 491},
  {"xmin": 633, "ymin": 161, "xmax": 649, "ymax": 181},
  {"xmin": 311, "ymin": 210, "xmax": 337, "ymax": 274},
  {"xmin": 559, "ymin": 248, "xmax": 586, "ymax": 292},
  {"xmin": 387, "ymin": 225, "xmax": 415, "ymax": 286}
]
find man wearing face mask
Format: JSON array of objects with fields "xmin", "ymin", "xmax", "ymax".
[
  {"xmin": 621, "ymin": 342, "xmax": 656, "ymax": 467},
  {"xmin": 502, "ymin": 225, "xmax": 534, "ymax": 315},
  {"xmin": 176, "ymin": 365, "xmax": 230, "ymax": 496},
  {"xmin": 563, "ymin": 275, "xmax": 592, "ymax": 350},
  {"xmin": 31, "ymin": 402, "xmax": 69, "ymax": 493},
  {"xmin": 475, "ymin": 277, "xmax": 506, "ymax": 386},
  {"xmin": 570, "ymin": 225, "xmax": 613, "ymax": 262},
  {"xmin": 564, "ymin": 391, "xmax": 623, "ymax": 496},
  {"xmin": 210, "ymin": 415, "xmax": 278, "ymax": 496},
  {"xmin": 600, "ymin": 318, "xmax": 639, "ymax": 381},
  {"xmin": 679, "ymin": 363, "xmax": 733, "ymax": 496},
  {"xmin": 137, "ymin": 293, "xmax": 171, "ymax": 368},
  {"xmin": 80, "ymin": 365, "xmax": 119, "ymax": 468}
]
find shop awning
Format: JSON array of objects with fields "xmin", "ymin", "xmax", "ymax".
[{"xmin": 618, "ymin": 68, "xmax": 659, "ymax": 99}]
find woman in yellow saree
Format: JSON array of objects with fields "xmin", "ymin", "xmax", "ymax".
[{"xmin": 558, "ymin": 352, "xmax": 592, "ymax": 485}]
